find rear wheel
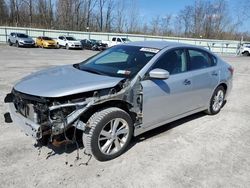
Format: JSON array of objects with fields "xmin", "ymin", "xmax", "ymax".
[
  {"xmin": 83, "ymin": 107, "xmax": 133, "ymax": 161},
  {"xmin": 206, "ymin": 86, "xmax": 225, "ymax": 115},
  {"xmin": 243, "ymin": 51, "xmax": 250, "ymax": 56},
  {"xmin": 8, "ymin": 39, "xmax": 12, "ymax": 46}
]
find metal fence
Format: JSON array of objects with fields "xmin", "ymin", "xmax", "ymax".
[{"xmin": 0, "ymin": 26, "xmax": 242, "ymax": 54}]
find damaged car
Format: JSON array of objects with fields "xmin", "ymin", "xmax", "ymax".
[{"xmin": 4, "ymin": 41, "xmax": 233, "ymax": 161}]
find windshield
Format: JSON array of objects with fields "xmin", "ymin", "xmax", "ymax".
[
  {"xmin": 77, "ymin": 45, "xmax": 158, "ymax": 78},
  {"xmin": 42, "ymin": 37, "xmax": 53, "ymax": 40},
  {"xmin": 17, "ymin": 33, "xmax": 28, "ymax": 38},
  {"xmin": 122, "ymin": 38, "xmax": 130, "ymax": 42},
  {"xmin": 66, "ymin": 37, "xmax": 76, "ymax": 41}
]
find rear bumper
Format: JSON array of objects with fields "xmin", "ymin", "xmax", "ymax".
[{"xmin": 8, "ymin": 103, "xmax": 42, "ymax": 139}]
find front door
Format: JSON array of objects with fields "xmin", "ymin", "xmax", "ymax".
[{"xmin": 141, "ymin": 49, "xmax": 199, "ymax": 127}]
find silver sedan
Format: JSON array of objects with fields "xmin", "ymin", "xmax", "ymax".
[{"xmin": 5, "ymin": 41, "xmax": 233, "ymax": 161}]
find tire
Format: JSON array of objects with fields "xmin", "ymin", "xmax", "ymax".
[
  {"xmin": 16, "ymin": 41, "xmax": 19, "ymax": 48},
  {"xmin": 8, "ymin": 40, "xmax": 12, "ymax": 46},
  {"xmin": 83, "ymin": 107, "xmax": 133, "ymax": 161},
  {"xmin": 66, "ymin": 44, "xmax": 69, "ymax": 50},
  {"xmin": 205, "ymin": 86, "xmax": 226, "ymax": 115},
  {"xmin": 243, "ymin": 51, "xmax": 250, "ymax": 56},
  {"xmin": 56, "ymin": 43, "xmax": 60, "ymax": 49}
]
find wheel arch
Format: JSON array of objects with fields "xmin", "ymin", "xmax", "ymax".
[{"xmin": 81, "ymin": 100, "xmax": 137, "ymax": 124}]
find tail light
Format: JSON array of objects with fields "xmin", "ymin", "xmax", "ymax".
[{"xmin": 228, "ymin": 66, "xmax": 234, "ymax": 76}]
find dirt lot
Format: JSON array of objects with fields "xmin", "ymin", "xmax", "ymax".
[{"xmin": 0, "ymin": 45, "xmax": 250, "ymax": 188}]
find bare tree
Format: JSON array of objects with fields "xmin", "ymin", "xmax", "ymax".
[
  {"xmin": 105, "ymin": 0, "xmax": 114, "ymax": 32},
  {"xmin": 114, "ymin": 0, "xmax": 126, "ymax": 32},
  {"xmin": 126, "ymin": 0, "xmax": 140, "ymax": 33},
  {"xmin": 0, "ymin": 0, "xmax": 8, "ymax": 25},
  {"xmin": 160, "ymin": 14, "xmax": 172, "ymax": 36},
  {"xmin": 150, "ymin": 16, "xmax": 161, "ymax": 35}
]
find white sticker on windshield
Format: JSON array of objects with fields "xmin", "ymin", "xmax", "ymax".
[
  {"xmin": 117, "ymin": 70, "xmax": 131, "ymax": 75},
  {"xmin": 140, "ymin": 48, "xmax": 159, "ymax": 53}
]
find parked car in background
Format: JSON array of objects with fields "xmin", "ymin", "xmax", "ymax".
[
  {"xmin": 102, "ymin": 37, "xmax": 131, "ymax": 47},
  {"xmin": 36, "ymin": 36, "xmax": 57, "ymax": 48},
  {"xmin": 5, "ymin": 41, "xmax": 233, "ymax": 161},
  {"xmin": 80, "ymin": 39, "xmax": 107, "ymax": 51},
  {"xmin": 240, "ymin": 43, "xmax": 250, "ymax": 56},
  {"xmin": 57, "ymin": 35, "xmax": 82, "ymax": 50},
  {"xmin": 8, "ymin": 32, "xmax": 35, "ymax": 47}
]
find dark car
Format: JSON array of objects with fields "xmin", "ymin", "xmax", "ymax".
[{"xmin": 80, "ymin": 39, "xmax": 107, "ymax": 51}]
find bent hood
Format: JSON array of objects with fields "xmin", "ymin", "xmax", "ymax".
[{"xmin": 14, "ymin": 65, "xmax": 124, "ymax": 98}]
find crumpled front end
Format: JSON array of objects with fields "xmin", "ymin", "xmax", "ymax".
[{"xmin": 4, "ymin": 78, "xmax": 143, "ymax": 146}]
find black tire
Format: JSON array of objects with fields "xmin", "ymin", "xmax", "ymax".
[
  {"xmin": 8, "ymin": 39, "xmax": 12, "ymax": 46},
  {"xmin": 56, "ymin": 43, "xmax": 60, "ymax": 49},
  {"xmin": 205, "ymin": 86, "xmax": 226, "ymax": 115},
  {"xmin": 16, "ymin": 41, "xmax": 19, "ymax": 47},
  {"xmin": 243, "ymin": 51, "xmax": 250, "ymax": 56},
  {"xmin": 83, "ymin": 107, "xmax": 133, "ymax": 161}
]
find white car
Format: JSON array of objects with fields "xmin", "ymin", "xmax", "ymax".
[
  {"xmin": 57, "ymin": 36, "xmax": 82, "ymax": 50},
  {"xmin": 102, "ymin": 37, "xmax": 131, "ymax": 47},
  {"xmin": 240, "ymin": 43, "xmax": 250, "ymax": 56}
]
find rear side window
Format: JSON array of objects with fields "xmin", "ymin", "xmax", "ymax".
[
  {"xmin": 188, "ymin": 49, "xmax": 215, "ymax": 71},
  {"xmin": 117, "ymin": 38, "xmax": 122, "ymax": 42},
  {"xmin": 112, "ymin": 37, "xmax": 116, "ymax": 42}
]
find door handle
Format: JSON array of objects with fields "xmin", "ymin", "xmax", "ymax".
[
  {"xmin": 211, "ymin": 71, "xmax": 218, "ymax": 76},
  {"xmin": 183, "ymin": 79, "xmax": 191, "ymax": 85}
]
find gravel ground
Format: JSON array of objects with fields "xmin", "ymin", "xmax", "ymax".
[{"xmin": 0, "ymin": 45, "xmax": 250, "ymax": 188}]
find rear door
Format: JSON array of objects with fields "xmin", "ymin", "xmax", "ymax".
[{"xmin": 187, "ymin": 49, "xmax": 219, "ymax": 108}]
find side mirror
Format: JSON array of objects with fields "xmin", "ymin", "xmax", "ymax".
[{"xmin": 149, "ymin": 68, "xmax": 170, "ymax": 80}]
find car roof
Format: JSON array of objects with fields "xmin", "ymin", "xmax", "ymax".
[
  {"xmin": 125, "ymin": 41, "xmax": 199, "ymax": 50},
  {"xmin": 12, "ymin": 32, "xmax": 26, "ymax": 35}
]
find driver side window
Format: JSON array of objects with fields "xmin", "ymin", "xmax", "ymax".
[{"xmin": 152, "ymin": 49, "xmax": 187, "ymax": 75}]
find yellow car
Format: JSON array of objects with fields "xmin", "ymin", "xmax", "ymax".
[{"xmin": 36, "ymin": 36, "xmax": 57, "ymax": 48}]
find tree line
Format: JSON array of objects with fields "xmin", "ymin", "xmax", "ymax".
[{"xmin": 0, "ymin": 0, "xmax": 249, "ymax": 40}]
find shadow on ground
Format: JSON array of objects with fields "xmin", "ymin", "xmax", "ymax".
[{"xmin": 40, "ymin": 112, "xmax": 206, "ymax": 159}]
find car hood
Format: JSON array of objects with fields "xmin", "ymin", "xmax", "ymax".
[
  {"xmin": 18, "ymin": 37, "xmax": 34, "ymax": 42},
  {"xmin": 69, "ymin": 41, "xmax": 81, "ymax": 44},
  {"xmin": 14, "ymin": 65, "xmax": 124, "ymax": 98},
  {"xmin": 44, "ymin": 40, "xmax": 56, "ymax": 44}
]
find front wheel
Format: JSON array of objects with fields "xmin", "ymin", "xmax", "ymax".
[
  {"xmin": 206, "ymin": 86, "xmax": 225, "ymax": 115},
  {"xmin": 83, "ymin": 107, "xmax": 133, "ymax": 161},
  {"xmin": 66, "ymin": 44, "xmax": 69, "ymax": 50},
  {"xmin": 16, "ymin": 41, "xmax": 19, "ymax": 47}
]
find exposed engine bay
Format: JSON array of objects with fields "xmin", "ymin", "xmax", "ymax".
[{"xmin": 5, "ymin": 78, "xmax": 143, "ymax": 148}]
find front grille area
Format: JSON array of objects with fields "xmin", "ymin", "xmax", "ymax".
[
  {"xmin": 24, "ymin": 41, "xmax": 32, "ymax": 44},
  {"xmin": 12, "ymin": 90, "xmax": 49, "ymax": 124}
]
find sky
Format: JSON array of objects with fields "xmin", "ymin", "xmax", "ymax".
[{"xmin": 136, "ymin": 0, "xmax": 249, "ymax": 32}]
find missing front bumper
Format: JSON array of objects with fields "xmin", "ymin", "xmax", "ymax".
[{"xmin": 8, "ymin": 103, "xmax": 42, "ymax": 139}]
